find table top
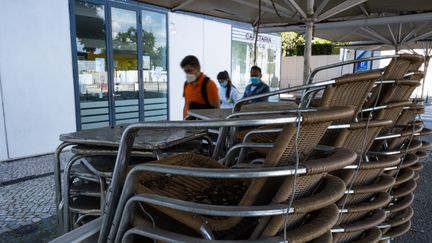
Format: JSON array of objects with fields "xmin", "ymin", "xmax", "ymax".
[
  {"xmin": 60, "ymin": 125, "xmax": 207, "ymax": 150},
  {"xmin": 188, "ymin": 101, "xmax": 298, "ymax": 120}
]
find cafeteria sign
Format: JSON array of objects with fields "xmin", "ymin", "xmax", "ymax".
[{"xmin": 245, "ymin": 33, "xmax": 272, "ymax": 43}]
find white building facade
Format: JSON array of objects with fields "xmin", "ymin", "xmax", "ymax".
[{"xmin": 0, "ymin": 0, "xmax": 281, "ymax": 160}]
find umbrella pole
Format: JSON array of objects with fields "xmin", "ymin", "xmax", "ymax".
[
  {"xmin": 303, "ymin": 21, "xmax": 313, "ymax": 84},
  {"xmin": 420, "ymin": 43, "xmax": 430, "ymax": 100},
  {"xmin": 303, "ymin": 0, "xmax": 315, "ymax": 84},
  {"xmin": 421, "ymin": 56, "xmax": 430, "ymax": 100}
]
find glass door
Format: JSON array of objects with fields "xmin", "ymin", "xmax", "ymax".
[
  {"xmin": 141, "ymin": 10, "xmax": 168, "ymax": 121},
  {"xmin": 110, "ymin": 7, "xmax": 141, "ymax": 124},
  {"xmin": 73, "ymin": 1, "xmax": 169, "ymax": 129},
  {"xmin": 74, "ymin": 1, "xmax": 110, "ymax": 130}
]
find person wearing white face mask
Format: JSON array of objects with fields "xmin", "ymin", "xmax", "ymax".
[
  {"xmin": 182, "ymin": 55, "xmax": 220, "ymax": 118},
  {"xmin": 217, "ymin": 71, "xmax": 239, "ymax": 108}
]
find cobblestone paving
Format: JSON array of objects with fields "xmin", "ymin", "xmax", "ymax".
[
  {"xmin": 0, "ymin": 152, "xmax": 70, "ymax": 242},
  {"xmin": 0, "ymin": 175, "xmax": 56, "ymax": 232},
  {"xmin": 0, "ymin": 153, "xmax": 70, "ymax": 184}
]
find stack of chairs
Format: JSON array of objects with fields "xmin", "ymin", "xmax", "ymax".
[
  {"xmin": 53, "ymin": 54, "xmax": 431, "ymax": 243},
  {"xmin": 104, "ymin": 107, "xmax": 357, "ymax": 243},
  {"xmin": 321, "ymin": 120, "xmax": 398, "ymax": 242},
  {"xmin": 357, "ymin": 54, "xmax": 429, "ymax": 242}
]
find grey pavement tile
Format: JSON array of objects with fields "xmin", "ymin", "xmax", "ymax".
[
  {"xmin": 0, "ymin": 151, "xmax": 71, "ymax": 184},
  {"xmin": 0, "ymin": 175, "xmax": 56, "ymax": 233}
]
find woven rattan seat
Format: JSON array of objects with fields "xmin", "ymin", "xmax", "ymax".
[{"xmin": 114, "ymin": 108, "xmax": 357, "ymax": 241}]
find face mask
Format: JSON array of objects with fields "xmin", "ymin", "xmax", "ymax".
[
  {"xmin": 185, "ymin": 74, "xmax": 197, "ymax": 83},
  {"xmin": 250, "ymin": 77, "xmax": 261, "ymax": 85},
  {"xmin": 220, "ymin": 81, "xmax": 227, "ymax": 88}
]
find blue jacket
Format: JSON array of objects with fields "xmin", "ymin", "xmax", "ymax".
[{"xmin": 242, "ymin": 82, "xmax": 270, "ymax": 102}]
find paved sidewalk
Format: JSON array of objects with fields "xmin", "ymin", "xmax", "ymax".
[
  {"xmin": 0, "ymin": 152, "xmax": 70, "ymax": 242},
  {"xmin": 0, "ymin": 150, "xmax": 431, "ymax": 242}
]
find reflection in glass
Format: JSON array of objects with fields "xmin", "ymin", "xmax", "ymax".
[
  {"xmin": 111, "ymin": 8, "xmax": 139, "ymax": 124},
  {"xmin": 231, "ymin": 40, "xmax": 281, "ymax": 97},
  {"xmin": 142, "ymin": 10, "xmax": 168, "ymax": 121},
  {"xmin": 74, "ymin": 1, "xmax": 109, "ymax": 129}
]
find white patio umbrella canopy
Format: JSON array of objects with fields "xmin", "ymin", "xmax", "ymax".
[{"xmin": 137, "ymin": 0, "xmax": 432, "ymax": 81}]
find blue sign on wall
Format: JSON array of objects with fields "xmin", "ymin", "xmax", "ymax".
[{"xmin": 354, "ymin": 50, "xmax": 372, "ymax": 72}]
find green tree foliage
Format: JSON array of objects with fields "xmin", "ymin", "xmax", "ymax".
[
  {"xmin": 143, "ymin": 31, "xmax": 166, "ymax": 69},
  {"xmin": 282, "ymin": 32, "xmax": 342, "ymax": 56}
]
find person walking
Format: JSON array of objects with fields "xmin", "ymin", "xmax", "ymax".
[
  {"xmin": 217, "ymin": 70, "xmax": 240, "ymax": 108},
  {"xmin": 181, "ymin": 55, "xmax": 220, "ymax": 118}
]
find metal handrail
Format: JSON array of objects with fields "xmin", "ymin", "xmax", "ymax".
[
  {"xmin": 233, "ymin": 79, "xmax": 336, "ymax": 111},
  {"xmin": 306, "ymin": 55, "xmax": 399, "ymax": 84}
]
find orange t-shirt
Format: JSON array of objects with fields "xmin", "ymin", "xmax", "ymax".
[{"xmin": 184, "ymin": 74, "xmax": 219, "ymax": 111}]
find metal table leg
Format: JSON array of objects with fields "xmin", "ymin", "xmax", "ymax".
[{"xmin": 54, "ymin": 142, "xmax": 72, "ymax": 227}]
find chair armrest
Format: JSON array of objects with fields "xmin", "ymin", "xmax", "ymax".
[
  {"xmin": 348, "ymin": 175, "xmax": 394, "ymax": 194},
  {"xmin": 334, "ymin": 209, "xmax": 386, "ymax": 233},
  {"xmin": 223, "ymin": 143, "xmax": 274, "ymax": 166},
  {"xmin": 233, "ymin": 80, "xmax": 335, "ymax": 111},
  {"xmin": 122, "ymin": 225, "xmax": 288, "ymax": 243},
  {"xmin": 129, "ymin": 161, "xmax": 307, "ymax": 179},
  {"xmin": 292, "ymin": 175, "xmax": 345, "ymax": 213},
  {"xmin": 128, "ymin": 194, "xmax": 296, "ymax": 217}
]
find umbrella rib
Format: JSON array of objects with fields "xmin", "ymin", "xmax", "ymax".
[
  {"xmin": 397, "ymin": 23, "xmax": 402, "ymax": 43},
  {"xmin": 360, "ymin": 26, "xmax": 393, "ymax": 45},
  {"xmin": 386, "ymin": 24, "xmax": 397, "ymax": 45},
  {"xmin": 229, "ymin": 0, "xmax": 291, "ymax": 18},
  {"xmin": 281, "ymin": 0, "xmax": 307, "ymax": 19},
  {"xmin": 314, "ymin": 0, "xmax": 330, "ymax": 18},
  {"xmin": 316, "ymin": 0, "xmax": 368, "ymax": 22},
  {"xmin": 262, "ymin": 0, "xmax": 294, "ymax": 17},
  {"xmin": 355, "ymin": 28, "xmax": 390, "ymax": 44},
  {"xmin": 359, "ymin": 3, "xmax": 370, "ymax": 17},
  {"xmin": 402, "ymin": 27, "xmax": 420, "ymax": 43},
  {"xmin": 409, "ymin": 30, "xmax": 432, "ymax": 43},
  {"xmin": 172, "ymin": 0, "xmax": 195, "ymax": 11}
]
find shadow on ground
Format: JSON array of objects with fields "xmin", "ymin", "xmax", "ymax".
[{"xmin": 0, "ymin": 216, "xmax": 59, "ymax": 243}]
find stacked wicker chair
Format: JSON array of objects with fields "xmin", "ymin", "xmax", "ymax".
[
  {"xmin": 106, "ymin": 107, "xmax": 357, "ymax": 243},
  {"xmin": 358, "ymin": 55, "xmax": 431, "ymax": 242},
  {"xmin": 373, "ymin": 102, "xmax": 431, "ymax": 242},
  {"xmin": 319, "ymin": 120, "xmax": 398, "ymax": 243}
]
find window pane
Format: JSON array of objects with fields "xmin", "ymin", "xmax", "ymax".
[
  {"xmin": 142, "ymin": 10, "xmax": 168, "ymax": 121},
  {"xmin": 111, "ymin": 8, "xmax": 139, "ymax": 124},
  {"xmin": 74, "ymin": 1, "xmax": 109, "ymax": 129}
]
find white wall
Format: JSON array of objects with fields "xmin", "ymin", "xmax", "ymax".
[
  {"xmin": 0, "ymin": 78, "xmax": 8, "ymax": 160},
  {"xmin": 281, "ymin": 52, "xmax": 355, "ymax": 87},
  {"xmin": 203, "ymin": 20, "xmax": 232, "ymax": 82},
  {"xmin": 168, "ymin": 13, "xmax": 231, "ymax": 120},
  {"xmin": 0, "ymin": 0, "xmax": 76, "ymax": 159}
]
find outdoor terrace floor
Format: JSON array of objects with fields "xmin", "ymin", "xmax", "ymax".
[{"xmin": 0, "ymin": 124, "xmax": 431, "ymax": 243}]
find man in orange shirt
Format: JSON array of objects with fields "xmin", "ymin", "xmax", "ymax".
[{"xmin": 182, "ymin": 55, "xmax": 220, "ymax": 118}]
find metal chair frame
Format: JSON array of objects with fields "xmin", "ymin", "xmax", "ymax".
[{"xmin": 97, "ymin": 117, "xmax": 303, "ymax": 243}]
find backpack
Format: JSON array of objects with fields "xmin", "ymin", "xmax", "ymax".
[{"xmin": 183, "ymin": 77, "xmax": 215, "ymax": 109}]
